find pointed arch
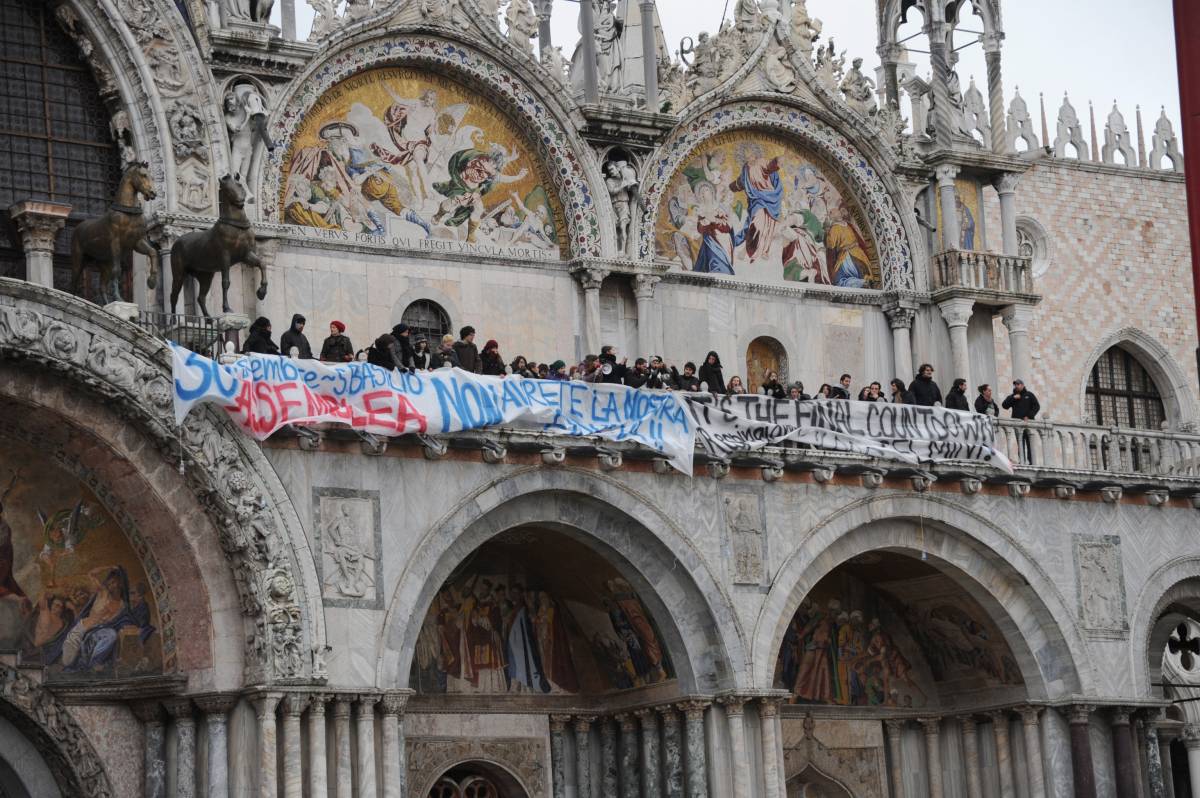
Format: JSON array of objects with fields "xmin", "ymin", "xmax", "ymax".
[{"xmin": 1076, "ymin": 327, "xmax": 1199, "ymax": 430}]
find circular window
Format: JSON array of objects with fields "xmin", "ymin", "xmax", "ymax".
[{"xmin": 1015, "ymin": 217, "xmax": 1051, "ymax": 278}]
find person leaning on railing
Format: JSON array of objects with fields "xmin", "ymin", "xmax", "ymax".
[{"xmin": 242, "ymin": 316, "xmax": 279, "ymax": 355}]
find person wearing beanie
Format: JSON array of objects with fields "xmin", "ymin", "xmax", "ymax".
[
  {"xmin": 548, "ymin": 359, "xmax": 568, "ymax": 380},
  {"xmin": 242, "ymin": 316, "xmax": 279, "ymax": 355},
  {"xmin": 391, "ymin": 323, "xmax": 416, "ymax": 370},
  {"xmin": 280, "ymin": 313, "xmax": 313, "ymax": 359},
  {"xmin": 319, "ymin": 320, "xmax": 354, "ymax": 362},
  {"xmin": 480, "ymin": 339, "xmax": 506, "ymax": 375}
]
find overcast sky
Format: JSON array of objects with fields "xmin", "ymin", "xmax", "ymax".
[{"xmin": 286, "ymin": 0, "xmax": 1182, "ymax": 136}]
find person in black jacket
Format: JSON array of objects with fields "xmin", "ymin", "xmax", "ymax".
[
  {"xmin": 412, "ymin": 337, "xmax": 432, "ymax": 370},
  {"xmin": 908, "ymin": 363, "xmax": 943, "ymax": 406},
  {"xmin": 697, "ymin": 351, "xmax": 726, "ymax": 394},
  {"xmin": 975, "ymin": 384, "xmax": 1000, "ymax": 416},
  {"xmin": 242, "ymin": 316, "xmax": 279, "ymax": 355},
  {"xmin": 509, "ymin": 355, "xmax": 534, "ymax": 378},
  {"xmin": 367, "ymin": 332, "xmax": 401, "ymax": 370},
  {"xmin": 480, "ymin": 339, "xmax": 506, "ymax": 375},
  {"xmin": 319, "ymin": 320, "xmax": 354, "ymax": 362},
  {"xmin": 390, "ymin": 324, "xmax": 416, "ymax": 370},
  {"xmin": 945, "ymin": 378, "xmax": 970, "ymax": 411},
  {"xmin": 625, "ymin": 358, "xmax": 650, "ymax": 388},
  {"xmin": 1002, "ymin": 379, "xmax": 1041, "ymax": 420},
  {"xmin": 280, "ymin": 314, "xmax": 313, "ymax": 359},
  {"xmin": 430, "ymin": 334, "xmax": 460, "ymax": 369},
  {"xmin": 760, "ymin": 370, "xmax": 786, "ymax": 399},
  {"xmin": 646, "ymin": 356, "xmax": 674, "ymax": 389},
  {"xmin": 830, "ymin": 373, "xmax": 852, "ymax": 399},
  {"xmin": 452, "ymin": 326, "xmax": 481, "ymax": 373},
  {"xmin": 598, "ymin": 345, "xmax": 628, "ymax": 384},
  {"xmin": 889, "ymin": 378, "xmax": 915, "ymax": 404},
  {"xmin": 673, "ymin": 362, "xmax": 701, "ymax": 392}
]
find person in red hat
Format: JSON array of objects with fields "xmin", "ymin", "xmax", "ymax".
[
  {"xmin": 480, "ymin": 338, "xmax": 506, "ymax": 376},
  {"xmin": 319, "ymin": 320, "xmax": 354, "ymax": 362}
]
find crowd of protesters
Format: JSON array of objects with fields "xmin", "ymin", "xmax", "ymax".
[{"xmin": 241, "ymin": 314, "xmax": 1041, "ymax": 420}]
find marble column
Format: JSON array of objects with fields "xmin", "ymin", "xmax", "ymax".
[
  {"xmin": 721, "ymin": 697, "xmax": 750, "ymax": 798},
  {"xmin": 575, "ymin": 268, "xmax": 608, "ymax": 356},
  {"xmin": 994, "ymin": 173, "xmax": 1021, "ymax": 256},
  {"xmin": 759, "ymin": 700, "xmax": 784, "ymax": 798},
  {"xmin": 333, "ymin": 696, "xmax": 355, "ymax": 798},
  {"xmin": 8, "ymin": 200, "xmax": 70, "ymax": 288},
  {"xmin": 1143, "ymin": 720, "xmax": 1165, "ymax": 798},
  {"xmin": 1001, "ymin": 304, "xmax": 1035, "ymax": 385},
  {"xmin": 884, "ymin": 304, "xmax": 916, "ymax": 384},
  {"xmin": 884, "ymin": 719, "xmax": 907, "ymax": 798},
  {"xmin": 615, "ymin": 714, "xmax": 640, "ymax": 798},
  {"xmin": 938, "ymin": 297, "xmax": 975, "ymax": 386},
  {"xmin": 549, "ymin": 715, "xmax": 571, "ymax": 798},
  {"xmin": 1157, "ymin": 728, "xmax": 1175, "ymax": 798},
  {"xmin": 380, "ymin": 692, "xmax": 410, "ymax": 798},
  {"xmin": 253, "ymin": 693, "xmax": 282, "ymax": 798},
  {"xmin": 578, "ymin": 0, "xmax": 599, "ymax": 103},
  {"xmin": 132, "ymin": 701, "xmax": 167, "ymax": 798},
  {"xmin": 982, "ymin": 35, "xmax": 1007, "ymax": 154},
  {"xmin": 637, "ymin": 707, "xmax": 662, "ymax": 798},
  {"xmin": 1111, "ymin": 710, "xmax": 1139, "ymax": 798},
  {"xmin": 1018, "ymin": 707, "xmax": 1046, "ymax": 798},
  {"xmin": 279, "ymin": 695, "xmax": 306, "ymax": 798},
  {"xmin": 961, "ymin": 716, "xmax": 984, "ymax": 798},
  {"xmin": 935, "ymin": 164, "xmax": 961, "ymax": 252},
  {"xmin": 194, "ymin": 694, "xmax": 237, "ymax": 798},
  {"xmin": 639, "ymin": 0, "xmax": 658, "ymax": 108},
  {"xmin": 989, "ymin": 711, "xmax": 1015, "ymax": 798},
  {"xmin": 680, "ymin": 701, "xmax": 709, "ymax": 798},
  {"xmin": 661, "ymin": 705, "xmax": 685, "ymax": 798},
  {"xmin": 164, "ymin": 699, "xmax": 197, "ymax": 798},
  {"xmin": 307, "ymin": 695, "xmax": 330, "ymax": 798},
  {"xmin": 534, "ymin": 0, "xmax": 552, "ymax": 56},
  {"xmin": 1182, "ymin": 726, "xmax": 1200, "ymax": 798},
  {"xmin": 926, "ymin": 22, "xmax": 955, "ymax": 147},
  {"xmin": 600, "ymin": 717, "xmax": 619, "ymax": 797},
  {"xmin": 574, "ymin": 715, "xmax": 596, "ymax": 798},
  {"xmin": 1069, "ymin": 706, "xmax": 1098, "ymax": 798},
  {"xmin": 921, "ymin": 719, "xmax": 945, "ymax": 798},
  {"xmin": 633, "ymin": 274, "xmax": 661, "ymax": 358},
  {"xmin": 357, "ymin": 695, "xmax": 379, "ymax": 798}
]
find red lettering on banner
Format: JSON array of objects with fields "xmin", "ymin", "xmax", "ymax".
[
  {"xmin": 395, "ymin": 393, "xmax": 428, "ymax": 434},
  {"xmin": 273, "ymin": 382, "xmax": 303, "ymax": 424},
  {"xmin": 225, "ymin": 380, "xmax": 255, "ymax": 428},
  {"xmin": 254, "ymin": 382, "xmax": 278, "ymax": 434},
  {"xmin": 360, "ymin": 390, "xmax": 392, "ymax": 429}
]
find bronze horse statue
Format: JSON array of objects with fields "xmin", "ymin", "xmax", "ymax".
[
  {"xmin": 170, "ymin": 174, "xmax": 268, "ymax": 316},
  {"xmin": 70, "ymin": 161, "xmax": 158, "ymax": 305}
]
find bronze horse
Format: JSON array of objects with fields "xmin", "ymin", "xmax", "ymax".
[
  {"xmin": 170, "ymin": 174, "xmax": 268, "ymax": 316},
  {"xmin": 70, "ymin": 161, "xmax": 158, "ymax": 305}
]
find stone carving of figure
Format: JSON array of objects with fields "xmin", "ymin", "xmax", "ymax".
[
  {"xmin": 685, "ymin": 32, "xmax": 719, "ymax": 97},
  {"xmin": 307, "ymin": 0, "xmax": 339, "ymax": 39},
  {"xmin": 343, "ymin": 0, "xmax": 373, "ymax": 23},
  {"xmin": 323, "ymin": 502, "xmax": 369, "ymax": 598},
  {"xmin": 605, "ymin": 159, "xmax": 638, "ymax": 254},
  {"xmin": 714, "ymin": 21, "xmax": 740, "ymax": 81},
  {"xmin": 658, "ymin": 55, "xmax": 689, "ymax": 112},
  {"xmin": 761, "ymin": 42, "xmax": 795, "ymax": 94},
  {"xmin": 222, "ymin": 0, "xmax": 272, "ymax": 21},
  {"xmin": 839, "ymin": 57, "xmax": 876, "ymax": 116},
  {"xmin": 505, "ymin": 0, "xmax": 538, "ymax": 55},
  {"xmin": 789, "ymin": 0, "xmax": 821, "ymax": 56},
  {"xmin": 813, "ymin": 40, "xmax": 844, "ymax": 91},
  {"xmin": 734, "ymin": 0, "xmax": 762, "ymax": 44},
  {"xmin": 541, "ymin": 45, "xmax": 569, "ymax": 86},
  {"xmin": 594, "ymin": 0, "xmax": 624, "ymax": 94},
  {"xmin": 224, "ymin": 83, "xmax": 273, "ymax": 204}
]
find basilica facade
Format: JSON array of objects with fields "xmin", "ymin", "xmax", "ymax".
[{"xmin": 0, "ymin": 0, "xmax": 1199, "ymax": 796}]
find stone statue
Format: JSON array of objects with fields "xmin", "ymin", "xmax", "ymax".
[
  {"xmin": 595, "ymin": 0, "xmax": 624, "ymax": 94},
  {"xmin": 604, "ymin": 159, "xmax": 638, "ymax": 254},
  {"xmin": 70, "ymin": 161, "xmax": 158, "ymax": 305},
  {"xmin": 684, "ymin": 32, "xmax": 719, "ymax": 97},
  {"xmin": 322, "ymin": 502, "xmax": 369, "ymax": 598},
  {"xmin": 734, "ymin": 0, "xmax": 762, "ymax": 44},
  {"xmin": 714, "ymin": 21, "xmax": 740, "ymax": 81},
  {"xmin": 839, "ymin": 57, "xmax": 876, "ymax": 116},
  {"xmin": 505, "ymin": 0, "xmax": 538, "ymax": 55},
  {"xmin": 814, "ymin": 39, "xmax": 844, "ymax": 91},
  {"xmin": 224, "ymin": 83, "xmax": 274, "ymax": 204},
  {"xmin": 343, "ymin": 0, "xmax": 373, "ymax": 23},
  {"xmin": 170, "ymin": 174, "xmax": 269, "ymax": 316},
  {"xmin": 541, "ymin": 45, "xmax": 569, "ymax": 86},
  {"xmin": 789, "ymin": 0, "xmax": 821, "ymax": 56},
  {"xmin": 307, "ymin": 0, "xmax": 338, "ymax": 40},
  {"xmin": 761, "ymin": 41, "xmax": 795, "ymax": 94},
  {"xmin": 222, "ymin": 0, "xmax": 273, "ymax": 22},
  {"xmin": 658, "ymin": 55, "xmax": 689, "ymax": 112}
]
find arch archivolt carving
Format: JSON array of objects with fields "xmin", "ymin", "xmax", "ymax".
[
  {"xmin": 261, "ymin": 31, "xmax": 609, "ymax": 257},
  {"xmin": 1075, "ymin": 326, "xmax": 1200, "ymax": 430},
  {"xmin": 0, "ymin": 279, "xmax": 323, "ymax": 684},
  {"xmin": 638, "ymin": 99, "xmax": 918, "ymax": 291},
  {"xmin": 1128, "ymin": 557, "xmax": 1200, "ymax": 697},
  {"xmin": 410, "ymin": 746, "xmax": 540, "ymax": 798}
]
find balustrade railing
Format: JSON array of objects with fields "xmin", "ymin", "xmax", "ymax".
[
  {"xmin": 933, "ymin": 250, "xmax": 1036, "ymax": 295},
  {"xmin": 136, "ymin": 311, "xmax": 227, "ymax": 358},
  {"xmin": 996, "ymin": 419, "xmax": 1200, "ymax": 478}
]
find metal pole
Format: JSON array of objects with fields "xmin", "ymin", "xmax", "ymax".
[{"xmin": 1174, "ymin": 0, "xmax": 1200, "ymax": 392}]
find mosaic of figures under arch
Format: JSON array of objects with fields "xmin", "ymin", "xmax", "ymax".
[
  {"xmin": 281, "ymin": 67, "xmax": 566, "ymax": 260},
  {"xmin": 411, "ymin": 530, "xmax": 674, "ymax": 695},
  {"xmin": 0, "ymin": 438, "xmax": 162, "ymax": 681},
  {"xmin": 655, "ymin": 130, "xmax": 880, "ymax": 289}
]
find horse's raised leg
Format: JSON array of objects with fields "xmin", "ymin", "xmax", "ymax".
[
  {"xmin": 134, "ymin": 237, "xmax": 157, "ymax": 290},
  {"xmin": 220, "ymin": 267, "xmax": 232, "ymax": 314},
  {"xmin": 242, "ymin": 251, "xmax": 268, "ymax": 300},
  {"xmin": 195, "ymin": 272, "xmax": 216, "ymax": 317},
  {"xmin": 169, "ymin": 274, "xmax": 184, "ymax": 314}
]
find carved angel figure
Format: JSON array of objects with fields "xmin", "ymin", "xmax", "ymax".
[{"xmin": 505, "ymin": 0, "xmax": 538, "ymax": 55}]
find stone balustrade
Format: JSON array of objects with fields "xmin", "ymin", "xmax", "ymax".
[
  {"xmin": 932, "ymin": 249, "xmax": 1036, "ymax": 297},
  {"xmin": 997, "ymin": 418, "xmax": 1200, "ymax": 477}
]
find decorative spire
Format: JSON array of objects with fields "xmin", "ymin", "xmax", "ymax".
[
  {"xmin": 1039, "ymin": 92, "xmax": 1049, "ymax": 146},
  {"xmin": 1136, "ymin": 105, "xmax": 1146, "ymax": 168},
  {"xmin": 1088, "ymin": 100, "xmax": 1099, "ymax": 162}
]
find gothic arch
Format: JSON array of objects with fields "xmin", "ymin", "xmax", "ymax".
[
  {"xmin": 261, "ymin": 30, "xmax": 610, "ymax": 257},
  {"xmin": 416, "ymin": 758, "xmax": 534, "ymax": 798},
  {"xmin": 1076, "ymin": 327, "xmax": 1199, "ymax": 430},
  {"xmin": 752, "ymin": 493, "xmax": 1090, "ymax": 697},
  {"xmin": 1129, "ymin": 557, "xmax": 1200, "ymax": 697},
  {"xmin": 638, "ymin": 98, "xmax": 919, "ymax": 292},
  {"xmin": 0, "ymin": 278, "xmax": 325, "ymax": 683},
  {"xmin": 0, "ymin": 662, "xmax": 115, "ymax": 797},
  {"xmin": 377, "ymin": 467, "xmax": 750, "ymax": 692}
]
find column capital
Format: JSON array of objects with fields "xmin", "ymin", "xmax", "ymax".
[
  {"xmin": 193, "ymin": 693, "xmax": 239, "ymax": 716},
  {"xmin": 959, "ymin": 714, "xmax": 978, "ymax": 732},
  {"xmin": 162, "ymin": 698, "xmax": 195, "ymax": 722},
  {"xmin": 331, "ymin": 695, "xmax": 355, "ymax": 719},
  {"xmin": 130, "ymin": 700, "xmax": 165, "ymax": 724},
  {"xmin": 934, "ymin": 164, "xmax": 960, "ymax": 186},
  {"xmin": 633, "ymin": 273, "xmax": 661, "ymax": 300},
  {"xmin": 598, "ymin": 716, "xmax": 617, "ymax": 737},
  {"xmin": 883, "ymin": 718, "xmax": 908, "ymax": 733},
  {"xmin": 937, "ymin": 296, "xmax": 975, "ymax": 328},
  {"xmin": 1067, "ymin": 704, "xmax": 1096, "ymax": 725},
  {"xmin": 614, "ymin": 712, "xmax": 638, "ymax": 732},
  {"xmin": 677, "ymin": 700, "xmax": 710, "ymax": 721},
  {"xmin": 757, "ymin": 698, "xmax": 781, "ymax": 718},
  {"xmin": 981, "ymin": 31, "xmax": 1005, "ymax": 53},
  {"xmin": 549, "ymin": 714, "xmax": 573, "ymax": 732},
  {"xmin": 356, "ymin": 694, "xmax": 380, "ymax": 716},
  {"xmin": 1182, "ymin": 723, "xmax": 1200, "ymax": 747},
  {"xmin": 919, "ymin": 717, "xmax": 942, "ymax": 735},
  {"xmin": 993, "ymin": 172, "xmax": 1021, "ymax": 195},
  {"xmin": 9, "ymin": 200, "xmax": 71, "ymax": 253},
  {"xmin": 986, "ymin": 709, "xmax": 1010, "ymax": 726},
  {"xmin": 380, "ymin": 690, "xmax": 412, "ymax": 716},
  {"xmin": 1017, "ymin": 705, "xmax": 1042, "ymax": 725},
  {"xmin": 883, "ymin": 302, "xmax": 917, "ymax": 330},
  {"xmin": 280, "ymin": 694, "xmax": 308, "ymax": 718},
  {"xmin": 657, "ymin": 703, "xmax": 681, "ymax": 721},
  {"xmin": 633, "ymin": 707, "xmax": 660, "ymax": 726},
  {"xmin": 573, "ymin": 714, "xmax": 597, "ymax": 732},
  {"xmin": 1110, "ymin": 707, "xmax": 1133, "ymax": 726},
  {"xmin": 717, "ymin": 694, "xmax": 748, "ymax": 715},
  {"xmin": 1000, "ymin": 303, "xmax": 1035, "ymax": 333},
  {"xmin": 252, "ymin": 691, "xmax": 283, "ymax": 719},
  {"xmin": 306, "ymin": 693, "xmax": 331, "ymax": 715},
  {"xmin": 574, "ymin": 267, "xmax": 609, "ymax": 291}
]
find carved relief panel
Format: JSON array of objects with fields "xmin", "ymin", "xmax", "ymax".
[
  {"xmin": 1073, "ymin": 535, "xmax": 1128, "ymax": 635},
  {"xmin": 312, "ymin": 487, "xmax": 383, "ymax": 609}
]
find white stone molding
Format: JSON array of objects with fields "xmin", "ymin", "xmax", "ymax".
[
  {"xmin": 1075, "ymin": 327, "xmax": 1200, "ymax": 432},
  {"xmin": 1014, "ymin": 216, "xmax": 1052, "ymax": 278},
  {"xmin": 1128, "ymin": 557, "xmax": 1200, "ymax": 700},
  {"xmin": 0, "ymin": 278, "xmax": 324, "ymax": 684}
]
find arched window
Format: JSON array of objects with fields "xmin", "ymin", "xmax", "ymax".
[
  {"xmin": 401, "ymin": 299, "xmax": 451, "ymax": 343},
  {"xmin": 0, "ymin": 0, "xmax": 121, "ymax": 291},
  {"xmin": 1085, "ymin": 346, "xmax": 1166, "ymax": 429}
]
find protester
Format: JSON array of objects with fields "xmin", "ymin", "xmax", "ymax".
[
  {"xmin": 242, "ymin": 316, "xmax": 279, "ymax": 355},
  {"xmin": 280, "ymin": 313, "xmax": 313, "ymax": 359},
  {"xmin": 788, "ymin": 382, "xmax": 809, "ymax": 401},
  {"xmin": 625, "ymin": 358, "xmax": 650, "ymax": 388},
  {"xmin": 1002, "ymin": 379, "xmax": 1041, "ymax": 420},
  {"xmin": 727, "ymin": 375, "xmax": 746, "ymax": 394},
  {"xmin": 698, "ymin": 351, "xmax": 726, "ymax": 394},
  {"xmin": 890, "ymin": 378, "xmax": 914, "ymax": 404},
  {"xmin": 430, "ymin": 334, "xmax": 460, "ymax": 369},
  {"xmin": 909, "ymin": 363, "xmax": 943, "ymax": 406},
  {"xmin": 480, "ymin": 339, "xmax": 505, "ymax": 376},
  {"xmin": 831, "ymin": 373, "xmax": 852, "ymax": 400},
  {"xmin": 867, "ymin": 381, "xmax": 884, "ymax": 402},
  {"xmin": 453, "ymin": 326, "xmax": 481, "ymax": 373},
  {"xmin": 367, "ymin": 331, "xmax": 400, "ymax": 369},
  {"xmin": 391, "ymin": 323, "xmax": 416, "ymax": 370},
  {"xmin": 760, "ymin": 370, "xmax": 786, "ymax": 399},
  {"xmin": 817, "ymin": 383, "xmax": 833, "ymax": 399},
  {"xmin": 674, "ymin": 362, "xmax": 700, "ymax": 392},
  {"xmin": 319, "ymin": 320, "xmax": 354, "ymax": 362},
  {"xmin": 975, "ymin": 384, "xmax": 1000, "ymax": 416},
  {"xmin": 946, "ymin": 378, "xmax": 970, "ymax": 411},
  {"xmin": 510, "ymin": 355, "xmax": 535, "ymax": 378},
  {"xmin": 545, "ymin": 361, "xmax": 562, "ymax": 380},
  {"xmin": 857, "ymin": 387, "xmax": 872, "ymax": 401},
  {"xmin": 412, "ymin": 336, "xmax": 432, "ymax": 370},
  {"xmin": 647, "ymin": 357, "xmax": 675, "ymax": 390},
  {"xmin": 598, "ymin": 345, "xmax": 628, "ymax": 384}
]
